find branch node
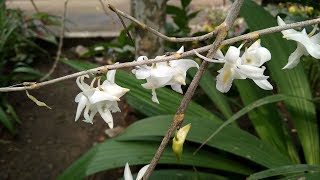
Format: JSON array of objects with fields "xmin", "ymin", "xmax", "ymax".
[
  {"xmin": 23, "ymin": 82, "xmax": 39, "ymax": 90},
  {"xmin": 174, "ymin": 53, "xmax": 182, "ymax": 59},
  {"xmin": 107, "ymin": 4, "xmax": 116, "ymax": 12},
  {"xmin": 249, "ymin": 32, "xmax": 260, "ymax": 40},
  {"xmin": 97, "ymin": 66, "xmax": 109, "ymax": 75},
  {"xmin": 173, "ymin": 113, "xmax": 185, "ymax": 124}
]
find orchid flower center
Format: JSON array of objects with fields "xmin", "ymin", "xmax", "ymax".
[{"xmin": 222, "ymin": 68, "xmax": 232, "ymax": 83}]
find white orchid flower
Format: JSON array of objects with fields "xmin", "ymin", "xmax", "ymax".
[
  {"xmin": 74, "ymin": 75, "xmax": 97, "ymax": 123},
  {"xmin": 132, "ymin": 46, "xmax": 198, "ymax": 103},
  {"xmin": 241, "ymin": 40, "xmax": 273, "ymax": 90},
  {"xmin": 277, "ymin": 16, "xmax": 320, "ymax": 69},
  {"xmin": 195, "ymin": 40, "xmax": 272, "ymax": 93},
  {"xmin": 215, "ymin": 46, "xmax": 246, "ymax": 92},
  {"xmin": 74, "ymin": 69, "xmax": 129, "ymax": 128},
  {"xmin": 124, "ymin": 163, "xmax": 150, "ymax": 180}
]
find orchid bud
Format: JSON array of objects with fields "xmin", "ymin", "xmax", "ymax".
[{"xmin": 172, "ymin": 123, "xmax": 191, "ymax": 160}]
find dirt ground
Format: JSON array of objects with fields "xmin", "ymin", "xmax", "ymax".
[{"xmin": 0, "ymin": 63, "xmax": 132, "ymax": 180}]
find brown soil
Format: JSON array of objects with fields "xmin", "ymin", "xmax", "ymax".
[{"xmin": 0, "ymin": 63, "xmax": 131, "ymax": 180}]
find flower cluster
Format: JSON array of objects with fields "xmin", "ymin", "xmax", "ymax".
[
  {"xmin": 74, "ymin": 69, "xmax": 129, "ymax": 128},
  {"xmin": 132, "ymin": 46, "xmax": 199, "ymax": 103},
  {"xmin": 195, "ymin": 40, "xmax": 272, "ymax": 92},
  {"xmin": 277, "ymin": 16, "xmax": 320, "ymax": 69},
  {"xmin": 73, "ymin": 16, "xmax": 320, "ymax": 127}
]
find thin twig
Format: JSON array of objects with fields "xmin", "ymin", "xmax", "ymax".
[
  {"xmin": 108, "ymin": 3, "xmax": 218, "ymax": 42},
  {"xmin": 30, "ymin": 0, "xmax": 40, "ymax": 13},
  {"xmin": 39, "ymin": 0, "xmax": 69, "ymax": 82},
  {"xmin": 0, "ymin": 17, "xmax": 319, "ymax": 92},
  {"xmin": 108, "ymin": 4, "xmax": 135, "ymax": 47},
  {"xmin": 143, "ymin": 0, "xmax": 244, "ymax": 179},
  {"xmin": 98, "ymin": 0, "xmax": 116, "ymax": 25}
]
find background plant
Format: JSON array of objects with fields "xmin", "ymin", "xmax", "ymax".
[
  {"xmin": 0, "ymin": 2, "xmax": 58, "ymax": 133},
  {"xmin": 57, "ymin": 0, "xmax": 320, "ymax": 179},
  {"xmin": 0, "ymin": 0, "xmax": 319, "ymax": 179}
]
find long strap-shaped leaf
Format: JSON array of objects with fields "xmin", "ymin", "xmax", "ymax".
[
  {"xmin": 58, "ymin": 140, "xmax": 253, "ymax": 180},
  {"xmin": 188, "ymin": 69, "xmax": 233, "ymax": 119},
  {"xmin": 241, "ymin": 0, "xmax": 319, "ymax": 165},
  {"xmin": 118, "ymin": 114, "xmax": 293, "ymax": 168},
  {"xmin": 247, "ymin": 164, "xmax": 320, "ymax": 180},
  {"xmin": 235, "ymin": 81, "xmax": 299, "ymax": 162}
]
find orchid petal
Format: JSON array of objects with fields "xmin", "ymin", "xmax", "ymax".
[
  {"xmin": 151, "ymin": 65, "xmax": 173, "ymax": 77},
  {"xmin": 283, "ymin": 44, "xmax": 306, "ymax": 69},
  {"xmin": 148, "ymin": 73, "xmax": 172, "ymax": 87},
  {"xmin": 216, "ymin": 65, "xmax": 234, "ymax": 93},
  {"xmin": 136, "ymin": 164, "xmax": 150, "ymax": 180},
  {"xmin": 171, "ymin": 59, "xmax": 199, "ymax": 72},
  {"xmin": 75, "ymin": 92, "xmax": 83, "ymax": 103},
  {"xmin": 109, "ymin": 101, "xmax": 121, "ymax": 113},
  {"xmin": 97, "ymin": 105, "xmax": 114, "ymax": 128},
  {"xmin": 255, "ymin": 47, "xmax": 271, "ymax": 66},
  {"xmin": 83, "ymin": 104, "xmax": 92, "ymax": 123},
  {"xmin": 214, "ymin": 49, "xmax": 225, "ymax": 59},
  {"xmin": 311, "ymin": 32, "xmax": 320, "ymax": 44},
  {"xmin": 76, "ymin": 75, "xmax": 90, "ymax": 92},
  {"xmin": 177, "ymin": 46, "xmax": 184, "ymax": 53},
  {"xmin": 136, "ymin": 56, "xmax": 148, "ymax": 62},
  {"xmin": 101, "ymin": 83, "xmax": 129, "ymax": 98},
  {"xmin": 248, "ymin": 39, "xmax": 261, "ymax": 50},
  {"xmin": 171, "ymin": 84, "xmax": 183, "ymax": 94},
  {"xmin": 88, "ymin": 107, "xmax": 98, "ymax": 123},
  {"xmin": 134, "ymin": 68, "xmax": 151, "ymax": 79},
  {"xmin": 237, "ymin": 65, "xmax": 269, "ymax": 80},
  {"xmin": 284, "ymin": 32, "xmax": 320, "ymax": 59},
  {"xmin": 277, "ymin": 16, "xmax": 300, "ymax": 36},
  {"xmin": 107, "ymin": 69, "xmax": 116, "ymax": 83},
  {"xmin": 232, "ymin": 67, "xmax": 247, "ymax": 79},
  {"xmin": 141, "ymin": 82, "xmax": 153, "ymax": 89},
  {"xmin": 225, "ymin": 46, "xmax": 240, "ymax": 63},
  {"xmin": 253, "ymin": 79, "xmax": 273, "ymax": 90},
  {"xmin": 90, "ymin": 90, "xmax": 119, "ymax": 104},
  {"xmin": 83, "ymin": 106, "xmax": 97, "ymax": 124},
  {"xmin": 172, "ymin": 74, "xmax": 186, "ymax": 85},
  {"xmin": 75, "ymin": 95, "xmax": 88, "ymax": 121},
  {"xmin": 151, "ymin": 89, "xmax": 159, "ymax": 104},
  {"xmin": 124, "ymin": 163, "xmax": 133, "ymax": 180}
]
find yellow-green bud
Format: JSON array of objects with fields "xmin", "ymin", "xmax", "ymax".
[
  {"xmin": 307, "ymin": 6, "xmax": 314, "ymax": 14},
  {"xmin": 172, "ymin": 123, "xmax": 191, "ymax": 161},
  {"xmin": 288, "ymin": 6, "xmax": 296, "ymax": 14}
]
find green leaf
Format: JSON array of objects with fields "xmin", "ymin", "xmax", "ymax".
[
  {"xmin": 235, "ymin": 81, "xmax": 298, "ymax": 162},
  {"xmin": 188, "ymin": 69, "xmax": 232, "ymax": 119},
  {"xmin": 181, "ymin": 0, "xmax": 192, "ymax": 9},
  {"xmin": 61, "ymin": 59, "xmax": 98, "ymax": 70},
  {"xmin": 0, "ymin": 106, "xmax": 15, "ymax": 133},
  {"xmin": 59, "ymin": 140, "xmax": 253, "ymax": 180},
  {"xmin": 3, "ymin": 100, "xmax": 21, "ymax": 123},
  {"xmin": 166, "ymin": 5, "xmax": 185, "ymax": 17},
  {"xmin": 241, "ymin": 0, "xmax": 319, "ymax": 165},
  {"xmin": 62, "ymin": 59, "xmax": 222, "ymax": 122},
  {"xmin": 118, "ymin": 114, "xmax": 293, "ymax": 168},
  {"xmin": 188, "ymin": 11, "xmax": 200, "ymax": 20},
  {"xmin": 149, "ymin": 169, "xmax": 228, "ymax": 180},
  {"xmin": 247, "ymin": 164, "xmax": 320, "ymax": 180},
  {"xmin": 12, "ymin": 66, "xmax": 44, "ymax": 77}
]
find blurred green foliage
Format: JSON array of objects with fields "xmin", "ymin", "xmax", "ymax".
[{"xmin": 0, "ymin": 2, "xmax": 58, "ymax": 133}]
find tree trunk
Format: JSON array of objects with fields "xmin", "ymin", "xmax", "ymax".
[{"xmin": 131, "ymin": 0, "xmax": 167, "ymax": 58}]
